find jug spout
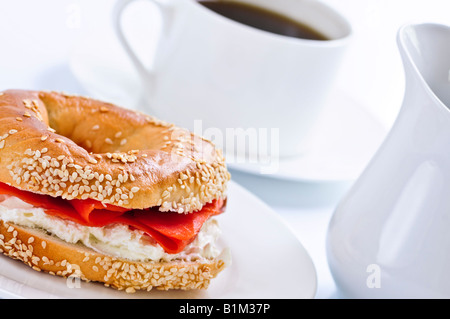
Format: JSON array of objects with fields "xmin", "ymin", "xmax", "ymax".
[
  {"xmin": 327, "ymin": 23, "xmax": 450, "ymax": 298},
  {"xmin": 397, "ymin": 23, "xmax": 450, "ymax": 110}
]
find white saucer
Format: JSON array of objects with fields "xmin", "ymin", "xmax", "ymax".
[
  {"xmin": 0, "ymin": 181, "xmax": 317, "ymax": 299},
  {"xmin": 69, "ymin": 22, "xmax": 388, "ymax": 183},
  {"xmin": 226, "ymin": 90, "xmax": 388, "ymax": 182}
]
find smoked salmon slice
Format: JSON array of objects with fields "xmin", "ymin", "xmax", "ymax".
[{"xmin": 0, "ymin": 182, "xmax": 224, "ymax": 254}]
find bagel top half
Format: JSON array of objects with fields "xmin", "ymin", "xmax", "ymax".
[{"xmin": 0, "ymin": 89, "xmax": 230, "ymax": 213}]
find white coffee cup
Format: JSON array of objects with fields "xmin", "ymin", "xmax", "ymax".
[{"xmin": 114, "ymin": 0, "xmax": 352, "ymax": 158}]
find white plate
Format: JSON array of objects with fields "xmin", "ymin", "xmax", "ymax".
[
  {"xmin": 226, "ymin": 90, "xmax": 388, "ymax": 182},
  {"xmin": 0, "ymin": 181, "xmax": 317, "ymax": 299},
  {"xmin": 69, "ymin": 20, "xmax": 388, "ymax": 183}
]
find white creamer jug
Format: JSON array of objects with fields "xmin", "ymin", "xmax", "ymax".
[{"xmin": 327, "ymin": 23, "xmax": 450, "ymax": 298}]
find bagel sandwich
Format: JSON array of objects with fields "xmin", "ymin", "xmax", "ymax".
[{"xmin": 0, "ymin": 89, "xmax": 231, "ymax": 292}]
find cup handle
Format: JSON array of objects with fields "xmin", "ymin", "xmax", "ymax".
[{"xmin": 113, "ymin": 0, "xmax": 171, "ymax": 94}]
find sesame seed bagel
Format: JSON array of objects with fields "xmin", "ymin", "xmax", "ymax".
[
  {"xmin": 0, "ymin": 220, "xmax": 228, "ymax": 292},
  {"xmin": 0, "ymin": 89, "xmax": 230, "ymax": 213}
]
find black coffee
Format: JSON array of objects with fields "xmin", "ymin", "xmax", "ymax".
[{"xmin": 198, "ymin": 0, "xmax": 329, "ymax": 41}]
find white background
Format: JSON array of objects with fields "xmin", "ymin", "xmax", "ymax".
[{"xmin": 1, "ymin": 0, "xmax": 450, "ymax": 298}]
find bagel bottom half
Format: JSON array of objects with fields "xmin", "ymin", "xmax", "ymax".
[{"xmin": 0, "ymin": 217, "xmax": 229, "ymax": 293}]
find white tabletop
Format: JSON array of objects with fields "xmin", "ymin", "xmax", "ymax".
[{"xmin": 1, "ymin": 0, "xmax": 450, "ymax": 299}]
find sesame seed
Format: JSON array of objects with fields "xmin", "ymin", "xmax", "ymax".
[{"xmin": 131, "ymin": 187, "xmax": 140, "ymax": 193}]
